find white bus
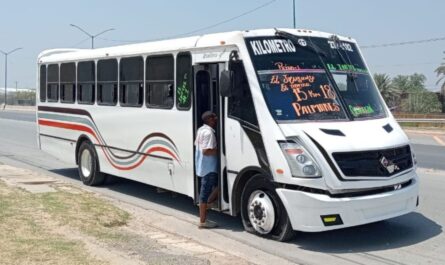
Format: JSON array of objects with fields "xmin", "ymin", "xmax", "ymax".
[{"xmin": 37, "ymin": 28, "xmax": 419, "ymax": 241}]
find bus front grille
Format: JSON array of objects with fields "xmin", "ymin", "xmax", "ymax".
[{"xmin": 332, "ymin": 145, "xmax": 413, "ymax": 177}]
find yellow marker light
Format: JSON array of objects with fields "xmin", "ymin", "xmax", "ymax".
[
  {"xmin": 321, "ymin": 214, "xmax": 343, "ymax": 226},
  {"xmin": 323, "ymin": 217, "xmax": 337, "ymax": 223}
]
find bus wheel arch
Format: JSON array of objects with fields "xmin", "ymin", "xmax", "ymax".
[
  {"xmin": 76, "ymin": 136, "xmax": 105, "ymax": 186},
  {"xmin": 231, "ymin": 167, "xmax": 270, "ymax": 217},
  {"xmin": 240, "ymin": 174, "xmax": 296, "ymax": 241},
  {"xmin": 75, "ymin": 135, "xmax": 93, "ymax": 165}
]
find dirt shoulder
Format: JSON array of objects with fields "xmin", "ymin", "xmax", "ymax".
[{"xmin": 0, "ymin": 164, "xmax": 251, "ymax": 265}]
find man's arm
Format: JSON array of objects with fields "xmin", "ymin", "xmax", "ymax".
[{"xmin": 203, "ymin": 148, "xmax": 218, "ymax": 156}]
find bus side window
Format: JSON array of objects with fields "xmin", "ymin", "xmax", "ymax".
[
  {"xmin": 47, "ymin": 64, "xmax": 59, "ymax": 102},
  {"xmin": 77, "ymin": 61, "xmax": 95, "ymax": 104},
  {"xmin": 39, "ymin": 65, "xmax": 47, "ymax": 102},
  {"xmin": 228, "ymin": 62, "xmax": 258, "ymax": 126},
  {"xmin": 146, "ymin": 55, "xmax": 174, "ymax": 109},
  {"xmin": 60, "ymin": 62, "xmax": 76, "ymax": 103},
  {"xmin": 120, "ymin": 56, "xmax": 143, "ymax": 107},
  {"xmin": 176, "ymin": 52, "xmax": 192, "ymax": 110},
  {"xmin": 97, "ymin": 59, "xmax": 118, "ymax": 106}
]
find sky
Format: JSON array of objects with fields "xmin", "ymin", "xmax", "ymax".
[{"xmin": 0, "ymin": 0, "xmax": 443, "ymax": 91}]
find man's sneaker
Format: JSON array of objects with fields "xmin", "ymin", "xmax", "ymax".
[{"xmin": 198, "ymin": 220, "xmax": 218, "ymax": 229}]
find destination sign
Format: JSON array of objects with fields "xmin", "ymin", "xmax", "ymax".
[{"xmin": 249, "ymin": 39, "xmax": 296, "ymax": 56}]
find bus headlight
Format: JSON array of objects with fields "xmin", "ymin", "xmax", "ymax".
[{"xmin": 279, "ymin": 139, "xmax": 321, "ymax": 178}]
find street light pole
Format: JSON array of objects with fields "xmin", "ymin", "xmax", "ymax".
[
  {"xmin": 293, "ymin": 0, "xmax": 296, "ymax": 28},
  {"xmin": 70, "ymin": 24, "xmax": 115, "ymax": 49},
  {"xmin": 0, "ymin": 47, "xmax": 22, "ymax": 110}
]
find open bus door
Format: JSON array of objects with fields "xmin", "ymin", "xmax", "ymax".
[{"xmin": 193, "ymin": 63, "xmax": 229, "ymax": 212}]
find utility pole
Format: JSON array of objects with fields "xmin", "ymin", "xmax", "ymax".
[
  {"xmin": 70, "ymin": 24, "xmax": 115, "ymax": 49},
  {"xmin": 1, "ymin": 47, "xmax": 22, "ymax": 110},
  {"xmin": 293, "ymin": 0, "xmax": 296, "ymax": 28}
]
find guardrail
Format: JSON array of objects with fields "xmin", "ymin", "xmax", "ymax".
[{"xmin": 396, "ymin": 118, "xmax": 445, "ymax": 124}]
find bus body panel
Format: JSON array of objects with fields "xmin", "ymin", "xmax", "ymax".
[{"xmin": 276, "ymin": 173, "xmax": 419, "ymax": 232}]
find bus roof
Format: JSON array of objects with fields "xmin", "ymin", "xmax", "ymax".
[{"xmin": 38, "ymin": 28, "xmax": 356, "ymax": 63}]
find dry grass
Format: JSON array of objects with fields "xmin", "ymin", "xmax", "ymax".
[{"xmin": 0, "ymin": 181, "xmax": 130, "ymax": 265}]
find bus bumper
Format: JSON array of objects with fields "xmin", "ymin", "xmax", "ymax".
[{"xmin": 276, "ymin": 176, "xmax": 419, "ymax": 232}]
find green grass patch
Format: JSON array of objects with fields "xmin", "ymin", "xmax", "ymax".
[{"xmin": 0, "ymin": 180, "xmax": 130, "ymax": 264}]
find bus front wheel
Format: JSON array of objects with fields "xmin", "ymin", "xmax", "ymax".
[
  {"xmin": 77, "ymin": 141, "xmax": 105, "ymax": 186},
  {"xmin": 240, "ymin": 175, "xmax": 295, "ymax": 242}
]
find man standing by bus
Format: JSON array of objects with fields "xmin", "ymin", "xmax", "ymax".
[{"xmin": 195, "ymin": 111, "xmax": 219, "ymax": 228}]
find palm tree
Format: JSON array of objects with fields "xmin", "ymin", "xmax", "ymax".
[
  {"xmin": 374, "ymin": 73, "xmax": 400, "ymax": 110},
  {"xmin": 435, "ymin": 64, "xmax": 445, "ymax": 93}
]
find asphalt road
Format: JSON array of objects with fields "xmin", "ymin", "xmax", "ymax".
[{"xmin": 1, "ymin": 110, "xmax": 444, "ymax": 265}]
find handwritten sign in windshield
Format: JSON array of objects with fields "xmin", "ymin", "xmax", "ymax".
[{"xmin": 268, "ymin": 63, "xmax": 342, "ymax": 118}]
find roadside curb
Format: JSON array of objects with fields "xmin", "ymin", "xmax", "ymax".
[
  {"xmin": 404, "ymin": 129, "xmax": 445, "ymax": 135},
  {"xmin": 1, "ymin": 105, "xmax": 36, "ymax": 112}
]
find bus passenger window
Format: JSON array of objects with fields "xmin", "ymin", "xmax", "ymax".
[
  {"xmin": 39, "ymin": 65, "xmax": 46, "ymax": 102},
  {"xmin": 146, "ymin": 55, "xmax": 174, "ymax": 109},
  {"xmin": 77, "ymin": 61, "xmax": 95, "ymax": 104},
  {"xmin": 47, "ymin": 64, "xmax": 59, "ymax": 102},
  {"xmin": 120, "ymin": 57, "xmax": 143, "ymax": 107},
  {"xmin": 228, "ymin": 61, "xmax": 258, "ymax": 126},
  {"xmin": 97, "ymin": 59, "xmax": 118, "ymax": 106},
  {"xmin": 60, "ymin": 62, "xmax": 76, "ymax": 103},
  {"xmin": 176, "ymin": 52, "xmax": 192, "ymax": 110}
]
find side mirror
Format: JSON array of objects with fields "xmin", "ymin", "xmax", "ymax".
[{"xmin": 219, "ymin": 70, "xmax": 234, "ymax": 97}]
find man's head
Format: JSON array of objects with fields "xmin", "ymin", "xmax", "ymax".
[{"xmin": 202, "ymin": 111, "xmax": 217, "ymax": 128}]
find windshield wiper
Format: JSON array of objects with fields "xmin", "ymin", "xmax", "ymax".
[
  {"xmin": 274, "ymin": 29, "xmax": 354, "ymax": 120},
  {"xmin": 328, "ymin": 35, "xmax": 358, "ymax": 82}
]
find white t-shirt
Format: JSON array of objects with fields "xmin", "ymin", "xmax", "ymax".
[{"xmin": 194, "ymin": 124, "xmax": 217, "ymax": 177}]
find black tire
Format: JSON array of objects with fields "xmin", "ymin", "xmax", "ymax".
[
  {"xmin": 240, "ymin": 175, "xmax": 296, "ymax": 242},
  {"xmin": 77, "ymin": 141, "xmax": 105, "ymax": 186}
]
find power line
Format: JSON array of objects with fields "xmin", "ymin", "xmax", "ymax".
[
  {"xmin": 371, "ymin": 61, "xmax": 441, "ymax": 68},
  {"xmin": 98, "ymin": 0, "xmax": 277, "ymax": 44},
  {"xmin": 175, "ymin": 0, "xmax": 277, "ymax": 37},
  {"xmin": 362, "ymin": 36, "xmax": 445, "ymax": 49}
]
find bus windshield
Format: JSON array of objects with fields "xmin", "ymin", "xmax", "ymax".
[{"xmin": 245, "ymin": 35, "xmax": 386, "ymax": 122}]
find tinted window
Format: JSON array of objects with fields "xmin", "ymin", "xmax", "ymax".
[
  {"xmin": 120, "ymin": 57, "xmax": 143, "ymax": 107},
  {"xmin": 146, "ymin": 55, "xmax": 174, "ymax": 108},
  {"xmin": 176, "ymin": 53, "xmax": 192, "ymax": 110},
  {"xmin": 39, "ymin": 65, "xmax": 46, "ymax": 102},
  {"xmin": 47, "ymin": 64, "xmax": 59, "ymax": 102},
  {"xmin": 60, "ymin": 63, "xmax": 75, "ymax": 103},
  {"xmin": 228, "ymin": 61, "xmax": 258, "ymax": 126},
  {"xmin": 77, "ymin": 61, "xmax": 95, "ymax": 104},
  {"xmin": 97, "ymin": 59, "xmax": 117, "ymax": 105}
]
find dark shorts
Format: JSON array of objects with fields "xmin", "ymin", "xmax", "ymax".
[{"xmin": 199, "ymin": 172, "xmax": 218, "ymax": 203}]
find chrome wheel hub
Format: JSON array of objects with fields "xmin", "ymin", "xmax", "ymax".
[
  {"xmin": 80, "ymin": 149, "xmax": 93, "ymax": 177},
  {"xmin": 247, "ymin": 190, "xmax": 275, "ymax": 234}
]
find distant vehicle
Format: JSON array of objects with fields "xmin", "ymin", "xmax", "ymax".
[{"xmin": 36, "ymin": 28, "xmax": 419, "ymax": 241}]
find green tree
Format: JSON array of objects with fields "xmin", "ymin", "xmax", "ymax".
[
  {"xmin": 374, "ymin": 73, "xmax": 400, "ymax": 109},
  {"xmin": 435, "ymin": 52, "xmax": 445, "ymax": 94},
  {"xmin": 392, "ymin": 73, "xmax": 426, "ymax": 92},
  {"xmin": 391, "ymin": 73, "xmax": 440, "ymax": 113}
]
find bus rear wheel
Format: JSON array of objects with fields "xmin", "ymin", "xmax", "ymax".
[
  {"xmin": 240, "ymin": 175, "xmax": 295, "ymax": 242},
  {"xmin": 77, "ymin": 141, "xmax": 105, "ymax": 186}
]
